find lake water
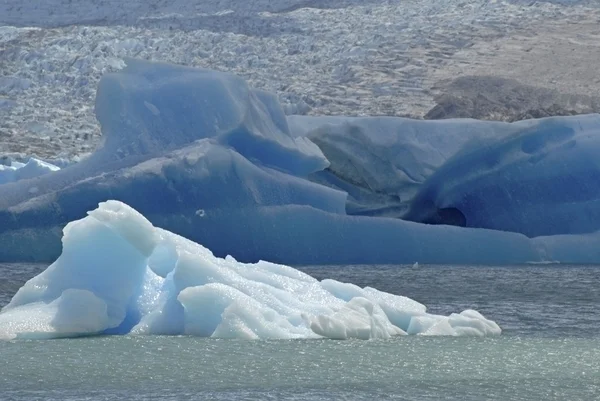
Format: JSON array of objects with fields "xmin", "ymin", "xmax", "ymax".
[{"xmin": 1, "ymin": 263, "xmax": 600, "ymax": 400}]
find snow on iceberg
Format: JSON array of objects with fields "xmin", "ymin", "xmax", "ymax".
[
  {"xmin": 0, "ymin": 158, "xmax": 60, "ymax": 185},
  {"xmin": 0, "ymin": 201, "xmax": 501, "ymax": 340}
]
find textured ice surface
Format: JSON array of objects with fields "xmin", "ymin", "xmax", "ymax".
[
  {"xmin": 0, "ymin": 201, "xmax": 501, "ymax": 340},
  {"xmin": 0, "ymin": 158, "xmax": 60, "ymax": 185}
]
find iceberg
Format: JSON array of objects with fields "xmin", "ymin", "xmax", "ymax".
[
  {"xmin": 0, "ymin": 201, "xmax": 501, "ymax": 340},
  {"xmin": 288, "ymin": 115, "xmax": 519, "ymax": 217},
  {"xmin": 0, "ymin": 158, "xmax": 60, "ymax": 185},
  {"xmin": 94, "ymin": 58, "xmax": 327, "ymax": 175},
  {"xmin": 0, "ymin": 59, "xmax": 599, "ymax": 265},
  {"xmin": 403, "ymin": 115, "xmax": 600, "ymax": 237},
  {"xmin": 289, "ymin": 114, "xmax": 600, "ymax": 236}
]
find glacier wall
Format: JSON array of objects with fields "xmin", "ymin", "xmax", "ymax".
[{"xmin": 0, "ymin": 59, "xmax": 599, "ymax": 264}]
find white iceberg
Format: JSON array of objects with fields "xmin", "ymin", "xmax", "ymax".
[
  {"xmin": 0, "ymin": 201, "xmax": 501, "ymax": 340},
  {"xmin": 0, "ymin": 158, "xmax": 60, "ymax": 185}
]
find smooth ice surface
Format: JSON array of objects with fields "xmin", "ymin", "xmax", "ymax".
[
  {"xmin": 288, "ymin": 115, "xmax": 518, "ymax": 217},
  {"xmin": 95, "ymin": 58, "xmax": 327, "ymax": 175},
  {"xmin": 3, "ymin": 336, "xmax": 600, "ymax": 401},
  {"xmin": 0, "ymin": 201, "xmax": 501, "ymax": 340},
  {"xmin": 403, "ymin": 115, "xmax": 600, "ymax": 236},
  {"xmin": 289, "ymin": 114, "xmax": 600, "ymax": 235},
  {"xmin": 0, "ymin": 59, "xmax": 337, "ymax": 262},
  {"xmin": 0, "ymin": 60, "xmax": 599, "ymax": 265},
  {"xmin": 0, "ymin": 158, "xmax": 60, "ymax": 185}
]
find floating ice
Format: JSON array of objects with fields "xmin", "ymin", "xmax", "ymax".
[
  {"xmin": 288, "ymin": 115, "xmax": 517, "ymax": 217},
  {"xmin": 289, "ymin": 114, "xmax": 600, "ymax": 236},
  {"xmin": 403, "ymin": 115, "xmax": 600, "ymax": 237},
  {"xmin": 0, "ymin": 201, "xmax": 501, "ymax": 340},
  {"xmin": 0, "ymin": 59, "xmax": 599, "ymax": 265},
  {"xmin": 95, "ymin": 58, "xmax": 327, "ymax": 175},
  {"xmin": 0, "ymin": 158, "xmax": 60, "ymax": 185}
]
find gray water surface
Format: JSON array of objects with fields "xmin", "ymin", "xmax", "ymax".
[{"xmin": 1, "ymin": 263, "xmax": 600, "ymax": 400}]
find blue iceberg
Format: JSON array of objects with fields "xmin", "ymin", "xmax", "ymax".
[
  {"xmin": 0, "ymin": 158, "xmax": 60, "ymax": 185},
  {"xmin": 404, "ymin": 115, "xmax": 600, "ymax": 237},
  {"xmin": 288, "ymin": 115, "xmax": 520, "ymax": 217},
  {"xmin": 0, "ymin": 59, "xmax": 599, "ymax": 265},
  {"xmin": 94, "ymin": 59, "xmax": 328, "ymax": 176}
]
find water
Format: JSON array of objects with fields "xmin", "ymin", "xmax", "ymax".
[{"xmin": 1, "ymin": 263, "xmax": 600, "ymax": 400}]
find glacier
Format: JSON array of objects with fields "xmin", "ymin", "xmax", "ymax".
[
  {"xmin": 94, "ymin": 59, "xmax": 327, "ymax": 175},
  {"xmin": 0, "ymin": 200, "xmax": 501, "ymax": 340},
  {"xmin": 0, "ymin": 59, "xmax": 599, "ymax": 264}
]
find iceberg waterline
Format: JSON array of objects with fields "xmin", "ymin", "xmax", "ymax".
[
  {"xmin": 0, "ymin": 201, "xmax": 501, "ymax": 340},
  {"xmin": 0, "ymin": 59, "xmax": 599, "ymax": 265}
]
